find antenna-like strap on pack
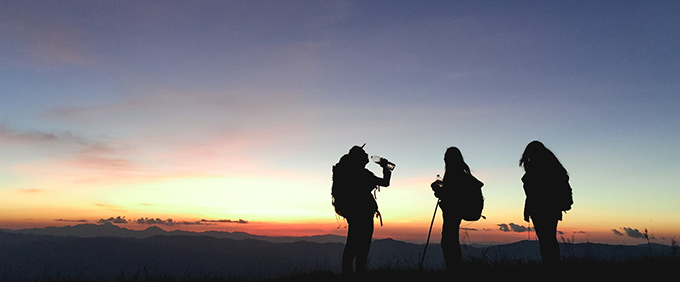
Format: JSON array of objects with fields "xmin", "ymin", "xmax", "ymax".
[{"xmin": 375, "ymin": 210, "xmax": 383, "ymax": 226}]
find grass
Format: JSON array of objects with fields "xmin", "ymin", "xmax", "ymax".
[
  {"xmin": 266, "ymin": 258, "xmax": 678, "ymax": 281},
  {"xmin": 34, "ymin": 256, "xmax": 677, "ymax": 282},
  {"xmin": 21, "ymin": 234, "xmax": 680, "ymax": 282}
]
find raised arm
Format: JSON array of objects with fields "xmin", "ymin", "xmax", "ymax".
[{"xmin": 376, "ymin": 166, "xmax": 391, "ymax": 187}]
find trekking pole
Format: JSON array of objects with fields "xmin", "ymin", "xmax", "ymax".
[{"xmin": 419, "ymin": 200, "xmax": 440, "ymax": 270}]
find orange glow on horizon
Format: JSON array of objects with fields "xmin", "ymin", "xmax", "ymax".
[{"xmin": 1, "ymin": 215, "xmax": 675, "ymax": 246}]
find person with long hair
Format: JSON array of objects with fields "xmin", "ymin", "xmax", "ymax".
[
  {"xmin": 431, "ymin": 147, "xmax": 483, "ymax": 270},
  {"xmin": 519, "ymin": 140, "xmax": 573, "ymax": 265}
]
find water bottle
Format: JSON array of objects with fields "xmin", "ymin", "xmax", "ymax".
[{"xmin": 371, "ymin": 155, "xmax": 396, "ymax": 171}]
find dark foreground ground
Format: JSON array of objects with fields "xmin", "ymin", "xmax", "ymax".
[
  {"xmin": 257, "ymin": 259, "xmax": 678, "ymax": 282},
  {"xmin": 3, "ymin": 229, "xmax": 677, "ymax": 281},
  {"xmin": 35, "ymin": 258, "xmax": 677, "ymax": 282},
  {"xmin": 258, "ymin": 261, "xmax": 680, "ymax": 282}
]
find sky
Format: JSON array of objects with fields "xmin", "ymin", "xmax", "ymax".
[{"xmin": 1, "ymin": 0, "xmax": 679, "ymax": 245}]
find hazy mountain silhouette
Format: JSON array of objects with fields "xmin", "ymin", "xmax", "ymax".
[
  {"xmin": 1, "ymin": 223, "xmax": 346, "ymax": 243},
  {"xmin": 0, "ymin": 231, "xmax": 343, "ymax": 281},
  {"xmin": 1, "ymin": 227, "xmax": 676, "ymax": 281}
]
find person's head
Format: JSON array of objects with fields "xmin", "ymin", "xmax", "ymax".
[
  {"xmin": 444, "ymin": 147, "xmax": 470, "ymax": 174},
  {"xmin": 346, "ymin": 144, "xmax": 369, "ymax": 167},
  {"xmin": 519, "ymin": 140, "xmax": 566, "ymax": 173}
]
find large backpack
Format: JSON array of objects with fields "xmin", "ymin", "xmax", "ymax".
[
  {"xmin": 460, "ymin": 174, "xmax": 485, "ymax": 221},
  {"xmin": 558, "ymin": 179, "xmax": 573, "ymax": 212},
  {"xmin": 331, "ymin": 164, "xmax": 350, "ymax": 218},
  {"xmin": 331, "ymin": 160, "xmax": 379, "ymax": 219}
]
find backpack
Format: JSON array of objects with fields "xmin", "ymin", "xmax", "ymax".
[
  {"xmin": 558, "ymin": 180, "xmax": 573, "ymax": 212},
  {"xmin": 331, "ymin": 166, "xmax": 350, "ymax": 218},
  {"xmin": 331, "ymin": 161, "xmax": 379, "ymax": 219},
  {"xmin": 460, "ymin": 174, "xmax": 484, "ymax": 221}
]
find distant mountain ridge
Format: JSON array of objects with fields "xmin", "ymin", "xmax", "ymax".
[
  {"xmin": 0, "ymin": 226, "xmax": 676, "ymax": 281},
  {"xmin": 1, "ymin": 222, "xmax": 347, "ymax": 243}
]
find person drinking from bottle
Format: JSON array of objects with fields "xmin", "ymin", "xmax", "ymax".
[{"xmin": 331, "ymin": 144, "xmax": 393, "ymax": 276}]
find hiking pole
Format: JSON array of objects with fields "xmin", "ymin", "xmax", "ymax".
[{"xmin": 419, "ymin": 200, "xmax": 440, "ymax": 270}]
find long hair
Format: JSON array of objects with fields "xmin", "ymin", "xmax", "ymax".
[
  {"xmin": 519, "ymin": 140, "xmax": 568, "ymax": 175},
  {"xmin": 444, "ymin": 147, "xmax": 470, "ymax": 175}
]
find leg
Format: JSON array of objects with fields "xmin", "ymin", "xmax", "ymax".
[
  {"xmin": 533, "ymin": 217, "xmax": 560, "ymax": 265},
  {"xmin": 441, "ymin": 212, "xmax": 462, "ymax": 269},
  {"xmin": 341, "ymin": 240, "xmax": 354, "ymax": 275},
  {"xmin": 354, "ymin": 215, "xmax": 374, "ymax": 274},
  {"xmin": 342, "ymin": 214, "xmax": 374, "ymax": 275},
  {"xmin": 342, "ymin": 217, "xmax": 357, "ymax": 275}
]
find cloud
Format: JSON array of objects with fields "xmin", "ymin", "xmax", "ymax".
[
  {"xmin": 98, "ymin": 216, "xmax": 129, "ymax": 224},
  {"xmin": 0, "ymin": 124, "xmax": 82, "ymax": 146},
  {"xmin": 612, "ymin": 227, "xmax": 648, "ymax": 239},
  {"xmin": 74, "ymin": 144, "xmax": 138, "ymax": 172},
  {"xmin": 624, "ymin": 227, "xmax": 646, "ymax": 239},
  {"xmin": 135, "ymin": 217, "xmax": 176, "ymax": 226},
  {"xmin": 97, "ymin": 216, "xmax": 249, "ymax": 226},
  {"xmin": 0, "ymin": 3, "xmax": 95, "ymax": 68},
  {"xmin": 95, "ymin": 204, "xmax": 128, "ymax": 213},
  {"xmin": 1, "ymin": 124, "xmax": 149, "ymax": 184},
  {"xmin": 498, "ymin": 223, "xmax": 533, "ymax": 233},
  {"xmin": 201, "ymin": 219, "xmax": 248, "ymax": 224},
  {"xmin": 135, "ymin": 218, "xmax": 250, "ymax": 226},
  {"xmin": 18, "ymin": 188, "xmax": 42, "ymax": 193},
  {"xmin": 55, "ymin": 219, "xmax": 88, "ymax": 223}
]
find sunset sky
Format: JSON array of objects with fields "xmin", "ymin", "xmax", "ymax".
[{"xmin": 1, "ymin": 1, "xmax": 679, "ymax": 245}]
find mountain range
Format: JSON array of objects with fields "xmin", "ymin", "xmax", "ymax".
[
  {"xmin": 1, "ymin": 222, "xmax": 347, "ymax": 243},
  {"xmin": 0, "ymin": 224, "xmax": 676, "ymax": 281}
]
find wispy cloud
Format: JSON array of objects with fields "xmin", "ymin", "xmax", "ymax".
[
  {"xmin": 73, "ymin": 144, "xmax": 139, "ymax": 173},
  {"xmin": 94, "ymin": 204, "xmax": 128, "ymax": 213},
  {"xmin": 98, "ymin": 216, "xmax": 248, "ymax": 226},
  {"xmin": 0, "ymin": 124, "xmax": 82, "ymax": 145},
  {"xmin": 0, "ymin": 3, "xmax": 95, "ymax": 68},
  {"xmin": 612, "ymin": 227, "xmax": 649, "ymax": 239},
  {"xmin": 99, "ymin": 216, "xmax": 128, "ymax": 224},
  {"xmin": 17, "ymin": 188, "xmax": 43, "ymax": 193},
  {"xmin": 135, "ymin": 218, "xmax": 176, "ymax": 226},
  {"xmin": 1, "ymin": 124, "xmax": 173, "ymax": 185},
  {"xmin": 201, "ymin": 219, "xmax": 248, "ymax": 224},
  {"xmin": 135, "ymin": 218, "xmax": 249, "ymax": 226},
  {"xmin": 55, "ymin": 219, "xmax": 88, "ymax": 223},
  {"xmin": 1, "ymin": 124, "xmax": 129, "ymax": 167},
  {"xmin": 498, "ymin": 223, "xmax": 533, "ymax": 233}
]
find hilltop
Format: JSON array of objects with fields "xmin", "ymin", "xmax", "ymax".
[
  {"xmin": 1, "ymin": 222, "xmax": 346, "ymax": 243},
  {"xmin": 0, "ymin": 224, "xmax": 677, "ymax": 281}
]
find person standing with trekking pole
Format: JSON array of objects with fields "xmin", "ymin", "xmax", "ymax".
[{"xmin": 430, "ymin": 147, "xmax": 483, "ymax": 271}]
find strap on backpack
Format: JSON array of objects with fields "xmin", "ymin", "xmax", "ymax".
[{"xmin": 376, "ymin": 210, "xmax": 383, "ymax": 226}]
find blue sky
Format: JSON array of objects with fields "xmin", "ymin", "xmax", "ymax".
[{"xmin": 1, "ymin": 0, "xmax": 679, "ymax": 244}]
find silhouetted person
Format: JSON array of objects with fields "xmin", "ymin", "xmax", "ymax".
[
  {"xmin": 520, "ymin": 140, "xmax": 573, "ymax": 265},
  {"xmin": 431, "ymin": 147, "xmax": 483, "ymax": 270},
  {"xmin": 332, "ymin": 145, "xmax": 392, "ymax": 276}
]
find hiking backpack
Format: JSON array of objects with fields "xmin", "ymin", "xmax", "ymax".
[
  {"xmin": 331, "ymin": 163, "xmax": 380, "ymax": 220},
  {"xmin": 460, "ymin": 174, "xmax": 484, "ymax": 221},
  {"xmin": 558, "ymin": 180, "xmax": 574, "ymax": 212}
]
